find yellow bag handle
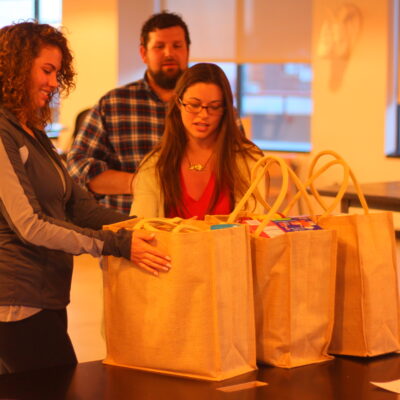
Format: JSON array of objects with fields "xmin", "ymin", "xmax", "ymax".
[
  {"xmin": 307, "ymin": 150, "xmax": 369, "ymax": 216},
  {"xmin": 227, "ymin": 155, "xmax": 316, "ymax": 237},
  {"xmin": 249, "ymin": 158, "xmax": 274, "ymax": 211},
  {"xmin": 252, "ymin": 158, "xmax": 318, "ymax": 237},
  {"xmin": 227, "ymin": 155, "xmax": 289, "ymax": 224},
  {"xmin": 134, "ymin": 217, "xmax": 205, "ymax": 233},
  {"xmin": 285, "ymin": 158, "xmax": 351, "ymax": 219},
  {"xmin": 171, "ymin": 224, "xmax": 204, "ymax": 233},
  {"xmin": 134, "ymin": 217, "xmax": 181, "ymax": 230}
]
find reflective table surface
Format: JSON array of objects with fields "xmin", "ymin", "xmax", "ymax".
[{"xmin": 1, "ymin": 353, "xmax": 400, "ymax": 399}]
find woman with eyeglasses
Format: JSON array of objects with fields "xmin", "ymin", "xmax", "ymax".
[{"xmin": 130, "ymin": 62, "xmax": 265, "ymax": 219}]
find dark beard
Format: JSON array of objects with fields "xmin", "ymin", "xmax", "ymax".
[{"xmin": 148, "ymin": 68, "xmax": 184, "ymax": 90}]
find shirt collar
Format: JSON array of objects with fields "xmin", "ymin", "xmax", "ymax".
[{"xmin": 0, "ymin": 105, "xmax": 46, "ymax": 137}]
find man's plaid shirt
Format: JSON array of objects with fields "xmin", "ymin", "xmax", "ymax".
[{"xmin": 67, "ymin": 76, "xmax": 167, "ymax": 214}]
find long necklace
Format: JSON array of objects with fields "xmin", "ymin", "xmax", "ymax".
[{"xmin": 187, "ymin": 152, "xmax": 213, "ymax": 172}]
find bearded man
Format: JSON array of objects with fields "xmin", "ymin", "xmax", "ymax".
[{"xmin": 67, "ymin": 12, "xmax": 190, "ymax": 214}]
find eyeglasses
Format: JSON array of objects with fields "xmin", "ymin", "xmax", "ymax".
[{"xmin": 178, "ymin": 98, "xmax": 225, "ymax": 116}]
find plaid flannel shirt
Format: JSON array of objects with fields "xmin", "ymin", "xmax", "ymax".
[{"xmin": 67, "ymin": 76, "xmax": 167, "ymax": 214}]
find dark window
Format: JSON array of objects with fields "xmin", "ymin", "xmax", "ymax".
[{"xmin": 191, "ymin": 61, "xmax": 312, "ymax": 153}]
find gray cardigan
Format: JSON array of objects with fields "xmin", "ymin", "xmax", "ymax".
[{"xmin": 0, "ymin": 107, "xmax": 131, "ymax": 309}]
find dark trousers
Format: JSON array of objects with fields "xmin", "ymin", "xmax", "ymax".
[{"xmin": 0, "ymin": 309, "xmax": 77, "ymax": 374}]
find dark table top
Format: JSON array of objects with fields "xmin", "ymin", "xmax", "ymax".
[
  {"xmin": 317, "ymin": 181, "xmax": 400, "ymax": 211},
  {"xmin": 1, "ymin": 353, "xmax": 400, "ymax": 399}
]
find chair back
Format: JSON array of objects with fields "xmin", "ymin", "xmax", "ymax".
[{"xmin": 72, "ymin": 108, "xmax": 91, "ymax": 139}]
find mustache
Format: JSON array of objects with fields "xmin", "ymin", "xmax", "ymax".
[{"xmin": 162, "ymin": 57, "xmax": 178, "ymax": 63}]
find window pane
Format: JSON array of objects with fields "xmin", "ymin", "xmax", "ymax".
[
  {"xmin": 0, "ymin": 0, "xmax": 63, "ymax": 137},
  {"xmin": 39, "ymin": 0, "xmax": 62, "ymax": 27},
  {"xmin": 0, "ymin": 0, "xmax": 34, "ymax": 28},
  {"xmin": 241, "ymin": 63, "xmax": 312, "ymax": 152},
  {"xmin": 189, "ymin": 62, "xmax": 238, "ymax": 108},
  {"xmin": 211, "ymin": 62, "xmax": 237, "ymax": 107}
]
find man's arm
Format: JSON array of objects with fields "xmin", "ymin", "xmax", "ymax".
[
  {"xmin": 87, "ymin": 170, "xmax": 134, "ymax": 195},
  {"xmin": 67, "ymin": 106, "xmax": 132, "ymax": 195}
]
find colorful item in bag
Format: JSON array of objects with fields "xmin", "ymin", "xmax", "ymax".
[
  {"xmin": 273, "ymin": 216, "xmax": 322, "ymax": 232},
  {"xmin": 238, "ymin": 216, "xmax": 322, "ymax": 238},
  {"xmin": 238, "ymin": 218, "xmax": 283, "ymax": 238},
  {"xmin": 211, "ymin": 224, "xmax": 241, "ymax": 230}
]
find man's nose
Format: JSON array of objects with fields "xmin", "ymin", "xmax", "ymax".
[{"xmin": 163, "ymin": 45, "xmax": 174, "ymax": 57}]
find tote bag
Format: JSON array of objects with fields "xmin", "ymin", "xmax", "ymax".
[
  {"xmin": 305, "ymin": 150, "xmax": 400, "ymax": 357},
  {"xmin": 209, "ymin": 155, "xmax": 338, "ymax": 368},
  {"xmin": 102, "ymin": 217, "xmax": 256, "ymax": 381}
]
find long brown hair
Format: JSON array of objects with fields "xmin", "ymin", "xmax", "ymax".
[
  {"xmin": 0, "ymin": 21, "xmax": 75, "ymax": 129},
  {"xmin": 148, "ymin": 62, "xmax": 262, "ymax": 216}
]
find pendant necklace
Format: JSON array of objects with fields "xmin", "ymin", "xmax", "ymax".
[{"xmin": 187, "ymin": 152, "xmax": 213, "ymax": 172}]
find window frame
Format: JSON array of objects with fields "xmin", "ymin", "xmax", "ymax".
[{"xmin": 235, "ymin": 62, "xmax": 312, "ymax": 153}]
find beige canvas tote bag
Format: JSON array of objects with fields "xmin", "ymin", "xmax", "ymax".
[
  {"xmin": 102, "ymin": 217, "xmax": 256, "ymax": 380},
  {"xmin": 210, "ymin": 155, "xmax": 338, "ymax": 368},
  {"xmin": 305, "ymin": 150, "xmax": 400, "ymax": 356}
]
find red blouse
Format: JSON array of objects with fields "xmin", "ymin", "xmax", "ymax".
[{"xmin": 167, "ymin": 173, "xmax": 231, "ymax": 219}]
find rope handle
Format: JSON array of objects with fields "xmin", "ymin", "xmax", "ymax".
[
  {"xmin": 308, "ymin": 150, "xmax": 369, "ymax": 215},
  {"xmin": 252, "ymin": 158, "xmax": 317, "ymax": 237},
  {"xmin": 284, "ymin": 158, "xmax": 351, "ymax": 218},
  {"xmin": 227, "ymin": 155, "xmax": 316, "ymax": 237},
  {"xmin": 134, "ymin": 217, "xmax": 182, "ymax": 230},
  {"xmin": 249, "ymin": 158, "xmax": 273, "ymax": 211},
  {"xmin": 227, "ymin": 155, "xmax": 289, "ymax": 224},
  {"xmin": 249, "ymin": 156, "xmax": 319, "ymax": 218},
  {"xmin": 134, "ymin": 217, "xmax": 205, "ymax": 233},
  {"xmin": 171, "ymin": 224, "xmax": 204, "ymax": 233}
]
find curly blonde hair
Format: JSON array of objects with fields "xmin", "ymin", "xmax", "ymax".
[{"xmin": 0, "ymin": 21, "xmax": 75, "ymax": 129}]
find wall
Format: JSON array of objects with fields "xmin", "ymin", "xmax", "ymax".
[
  {"xmin": 311, "ymin": 0, "xmax": 400, "ymax": 186},
  {"xmin": 117, "ymin": 0, "xmax": 153, "ymax": 85},
  {"xmin": 60, "ymin": 0, "xmax": 400, "ymax": 187},
  {"xmin": 59, "ymin": 0, "xmax": 117, "ymax": 150},
  {"xmin": 59, "ymin": 0, "xmax": 152, "ymax": 151}
]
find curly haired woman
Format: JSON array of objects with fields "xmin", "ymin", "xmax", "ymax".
[{"xmin": 0, "ymin": 21, "xmax": 170, "ymax": 374}]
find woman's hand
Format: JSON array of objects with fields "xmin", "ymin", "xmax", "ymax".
[{"xmin": 130, "ymin": 230, "xmax": 171, "ymax": 276}]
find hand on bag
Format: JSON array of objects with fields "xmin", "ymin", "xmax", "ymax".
[{"xmin": 130, "ymin": 231, "xmax": 171, "ymax": 276}]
